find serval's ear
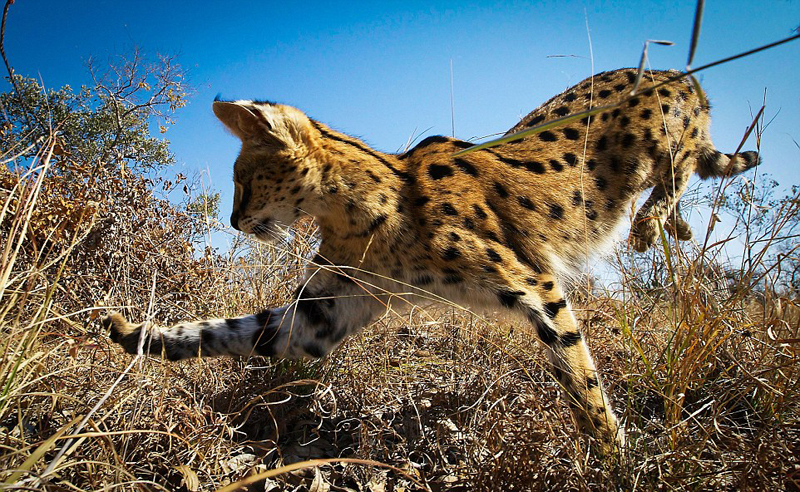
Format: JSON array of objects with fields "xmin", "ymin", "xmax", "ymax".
[
  {"xmin": 213, "ymin": 100, "xmax": 311, "ymax": 151},
  {"xmin": 212, "ymin": 100, "xmax": 267, "ymax": 141}
]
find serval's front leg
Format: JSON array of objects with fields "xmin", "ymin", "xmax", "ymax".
[{"xmin": 105, "ymin": 270, "xmax": 381, "ymax": 361}]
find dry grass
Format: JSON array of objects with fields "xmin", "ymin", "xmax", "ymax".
[{"xmin": 1, "ymin": 133, "xmax": 799, "ymax": 491}]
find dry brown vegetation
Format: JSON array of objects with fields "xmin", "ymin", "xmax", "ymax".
[{"xmin": 1, "ymin": 126, "xmax": 799, "ymax": 491}]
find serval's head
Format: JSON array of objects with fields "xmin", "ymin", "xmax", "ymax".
[{"xmin": 213, "ymin": 99, "xmax": 319, "ymax": 243}]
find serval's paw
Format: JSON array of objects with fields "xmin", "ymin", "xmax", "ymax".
[
  {"xmin": 666, "ymin": 215, "xmax": 693, "ymax": 241},
  {"xmin": 630, "ymin": 219, "xmax": 659, "ymax": 252}
]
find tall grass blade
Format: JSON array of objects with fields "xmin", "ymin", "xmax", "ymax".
[
  {"xmin": 734, "ymin": 105, "xmax": 765, "ymax": 156},
  {"xmin": 453, "ymin": 104, "xmax": 616, "ymax": 156},
  {"xmin": 687, "ymin": 0, "xmax": 706, "ymax": 67},
  {"xmin": 632, "ymin": 40, "xmax": 674, "ymax": 94}
]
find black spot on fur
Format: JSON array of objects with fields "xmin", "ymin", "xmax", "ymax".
[
  {"xmin": 539, "ymin": 131, "xmax": 558, "ymax": 142},
  {"xmin": 428, "ymin": 164, "xmax": 454, "ymax": 180},
  {"xmin": 621, "ymin": 133, "xmax": 636, "ymax": 148},
  {"xmin": 494, "ymin": 182, "xmax": 509, "ymax": 198},
  {"xmin": 473, "ymin": 204, "xmax": 488, "ymax": 219},
  {"xmin": 552, "ymin": 105, "xmax": 569, "ymax": 117},
  {"xmin": 596, "ymin": 136, "xmax": 607, "ymax": 152},
  {"xmin": 562, "ymin": 127, "xmax": 580, "ymax": 140},
  {"xmin": 486, "ymin": 248, "xmax": 503, "ymax": 262},
  {"xmin": 295, "ymin": 289, "xmax": 334, "ymax": 328},
  {"xmin": 441, "ymin": 203, "xmax": 458, "ymax": 216},
  {"xmin": 548, "ymin": 204, "xmax": 564, "ymax": 220},
  {"xmin": 626, "ymin": 71, "xmax": 637, "ymax": 83},
  {"xmin": 572, "ymin": 190, "xmax": 583, "ymax": 206},
  {"xmin": 255, "ymin": 310, "xmax": 272, "ymax": 328},
  {"xmin": 524, "ymin": 160, "xmax": 546, "ymax": 174},
  {"xmin": 658, "ymin": 88, "xmax": 671, "ymax": 98},
  {"xmin": 498, "ymin": 290, "xmax": 525, "ymax": 308},
  {"xmin": 454, "ymin": 158, "xmax": 479, "ymax": 177},
  {"xmin": 463, "ymin": 217, "xmax": 475, "ymax": 230},
  {"xmin": 252, "ymin": 325, "xmax": 278, "ymax": 356},
  {"xmin": 563, "ymin": 153, "xmax": 577, "ymax": 166},
  {"xmin": 587, "ymin": 159, "xmax": 597, "ymax": 171},
  {"xmin": 201, "ymin": 329, "xmax": 215, "ymax": 344},
  {"xmin": 595, "ymin": 176, "xmax": 607, "ymax": 190},
  {"xmin": 525, "ymin": 277, "xmax": 538, "ymax": 286},
  {"xmin": 529, "ymin": 309, "xmax": 557, "ymax": 345},
  {"xmin": 560, "ymin": 331, "xmax": 583, "ymax": 347},
  {"xmin": 450, "ymin": 140, "xmax": 474, "ymax": 149},
  {"xmin": 640, "ymin": 108, "xmax": 652, "ymax": 120},
  {"xmin": 544, "ymin": 299, "xmax": 567, "ymax": 319},
  {"xmin": 613, "ymin": 83, "xmax": 626, "ymax": 92},
  {"xmin": 443, "ymin": 273, "xmax": 463, "ymax": 284},
  {"xmin": 598, "ymin": 89, "xmax": 612, "ymax": 99},
  {"xmin": 356, "ymin": 215, "xmax": 387, "ymax": 238},
  {"xmin": 628, "ymin": 97, "xmax": 640, "ymax": 107},
  {"xmin": 542, "ymin": 281, "xmax": 554, "ymax": 291},
  {"xmin": 549, "ymin": 159, "xmax": 563, "ymax": 172},
  {"xmin": 564, "ymin": 92, "xmax": 577, "ymax": 102},
  {"xmin": 619, "ymin": 116, "xmax": 630, "ymax": 127},
  {"xmin": 526, "ymin": 114, "xmax": 545, "ymax": 127},
  {"xmin": 586, "ymin": 208, "xmax": 598, "ymax": 221},
  {"xmin": 442, "ymin": 247, "xmax": 461, "ymax": 261},
  {"xmin": 661, "ymin": 104, "xmax": 670, "ymax": 114},
  {"xmin": 518, "ymin": 196, "xmax": 536, "ymax": 210},
  {"xmin": 414, "ymin": 275, "xmax": 434, "ymax": 286},
  {"xmin": 413, "ymin": 135, "xmax": 450, "ymax": 148},
  {"xmin": 449, "ymin": 232, "xmax": 461, "ymax": 242},
  {"xmin": 414, "ymin": 196, "xmax": 431, "ymax": 207}
]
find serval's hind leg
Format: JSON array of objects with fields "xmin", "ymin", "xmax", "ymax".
[
  {"xmin": 522, "ymin": 275, "xmax": 623, "ymax": 452},
  {"xmin": 487, "ymin": 271, "xmax": 624, "ymax": 452}
]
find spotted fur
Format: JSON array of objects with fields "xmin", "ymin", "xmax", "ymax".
[{"xmin": 105, "ymin": 68, "xmax": 759, "ymax": 453}]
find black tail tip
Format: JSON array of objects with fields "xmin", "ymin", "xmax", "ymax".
[{"xmin": 214, "ymin": 93, "xmax": 223, "ymax": 102}]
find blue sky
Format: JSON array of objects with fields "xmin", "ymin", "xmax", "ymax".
[{"xmin": 3, "ymin": 1, "xmax": 799, "ymax": 253}]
